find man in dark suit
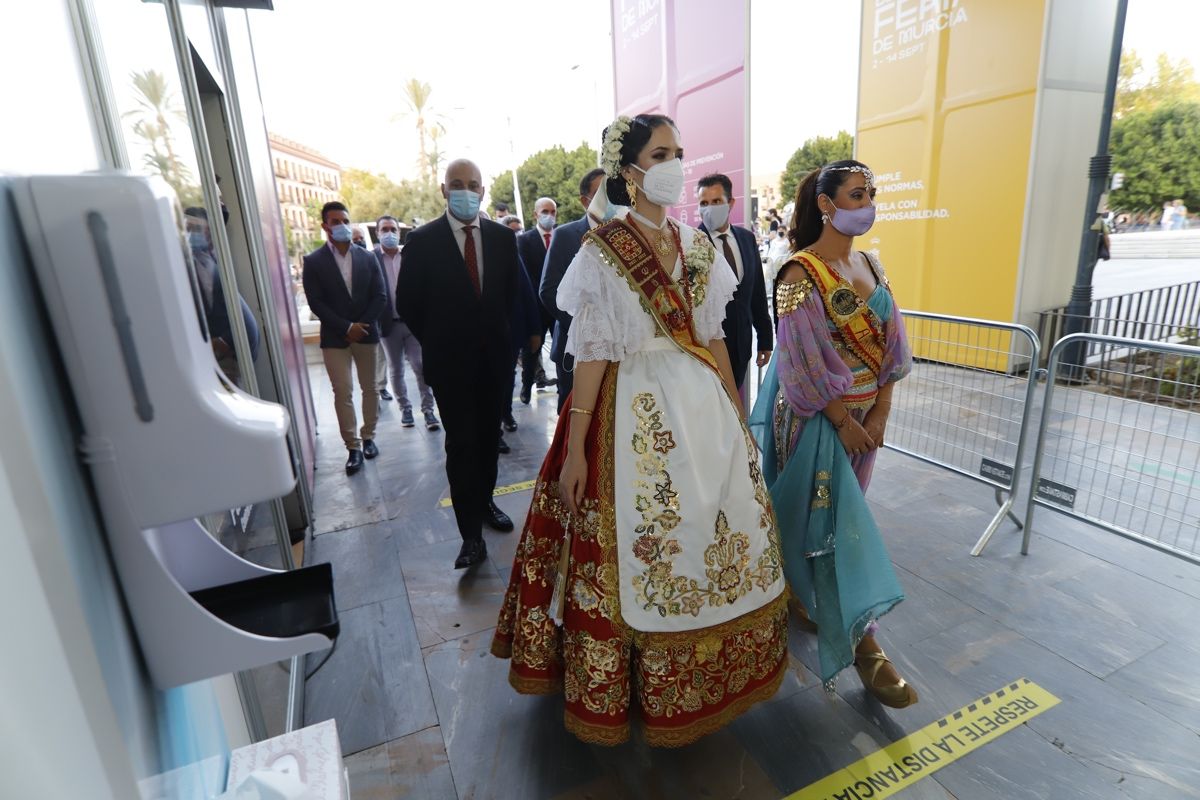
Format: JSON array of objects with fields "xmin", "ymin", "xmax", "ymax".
[
  {"xmin": 397, "ymin": 159, "xmax": 520, "ymax": 569},
  {"xmin": 302, "ymin": 201, "xmax": 387, "ymax": 475},
  {"xmin": 539, "ymin": 168, "xmax": 607, "ymax": 412},
  {"xmin": 696, "ymin": 173, "xmax": 773, "ymax": 401},
  {"xmin": 184, "ymin": 207, "xmax": 260, "ymax": 387},
  {"xmin": 515, "ymin": 196, "xmax": 559, "ymax": 403}
]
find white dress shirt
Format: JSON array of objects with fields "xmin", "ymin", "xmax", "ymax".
[
  {"xmin": 712, "ymin": 225, "xmax": 743, "ymax": 281},
  {"xmin": 378, "ymin": 248, "xmax": 401, "ymax": 319},
  {"xmin": 447, "ymin": 211, "xmax": 485, "ymax": 285},
  {"xmin": 327, "ymin": 241, "xmax": 354, "ymax": 294}
]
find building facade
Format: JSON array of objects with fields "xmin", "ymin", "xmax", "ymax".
[{"xmin": 268, "ymin": 132, "xmax": 341, "ymax": 253}]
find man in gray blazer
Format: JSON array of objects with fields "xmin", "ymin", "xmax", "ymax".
[
  {"xmin": 539, "ymin": 168, "xmax": 607, "ymax": 411},
  {"xmin": 302, "ymin": 201, "xmax": 387, "ymax": 475}
]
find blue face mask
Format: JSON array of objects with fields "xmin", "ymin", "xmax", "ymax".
[
  {"xmin": 537, "ymin": 213, "xmax": 555, "ymax": 231},
  {"xmin": 329, "ymin": 223, "xmax": 354, "ymax": 243},
  {"xmin": 187, "ymin": 231, "xmax": 209, "ymax": 251},
  {"xmin": 379, "ymin": 231, "xmax": 400, "ymax": 249},
  {"xmin": 447, "ymin": 189, "xmax": 481, "ymax": 221}
]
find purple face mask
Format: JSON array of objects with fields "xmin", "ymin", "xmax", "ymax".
[{"xmin": 828, "ymin": 202, "xmax": 876, "ymax": 237}]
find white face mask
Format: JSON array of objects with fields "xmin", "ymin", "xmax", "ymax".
[
  {"xmin": 699, "ymin": 203, "xmax": 730, "ymax": 232},
  {"xmin": 632, "ymin": 158, "xmax": 685, "ymax": 206}
]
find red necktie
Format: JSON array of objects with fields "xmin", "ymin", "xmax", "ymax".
[
  {"xmin": 462, "ymin": 224, "xmax": 481, "ymax": 296},
  {"xmin": 543, "ymin": 232, "xmax": 551, "ymax": 250}
]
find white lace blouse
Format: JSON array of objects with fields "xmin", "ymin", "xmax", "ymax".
[{"xmin": 558, "ymin": 221, "xmax": 738, "ymax": 363}]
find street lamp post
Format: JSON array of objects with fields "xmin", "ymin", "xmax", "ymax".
[
  {"xmin": 506, "ymin": 115, "xmax": 523, "ymax": 223},
  {"xmin": 1060, "ymin": 0, "xmax": 1130, "ymax": 381}
]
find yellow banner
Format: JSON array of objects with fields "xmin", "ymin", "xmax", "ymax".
[
  {"xmin": 857, "ymin": 0, "xmax": 1048, "ymax": 369},
  {"xmin": 788, "ymin": 678, "xmax": 1060, "ymax": 800}
]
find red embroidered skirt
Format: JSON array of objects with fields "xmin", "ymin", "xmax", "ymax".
[{"xmin": 491, "ymin": 365, "xmax": 788, "ymax": 747}]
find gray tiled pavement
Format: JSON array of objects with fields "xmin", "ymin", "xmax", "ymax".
[{"xmin": 293, "ymin": 355, "xmax": 1200, "ymax": 799}]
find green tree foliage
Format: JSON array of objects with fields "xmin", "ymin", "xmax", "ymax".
[
  {"xmin": 1110, "ymin": 102, "xmax": 1200, "ymax": 211},
  {"xmin": 778, "ymin": 131, "xmax": 854, "ymax": 204},
  {"xmin": 1116, "ymin": 50, "xmax": 1200, "ymax": 118},
  {"xmin": 1110, "ymin": 51, "xmax": 1200, "ymax": 212},
  {"xmin": 489, "ymin": 143, "xmax": 600, "ymax": 226},
  {"xmin": 340, "ymin": 168, "xmax": 445, "ymax": 226}
]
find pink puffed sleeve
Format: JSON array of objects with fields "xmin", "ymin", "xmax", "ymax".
[{"xmin": 776, "ymin": 291, "xmax": 853, "ymax": 418}]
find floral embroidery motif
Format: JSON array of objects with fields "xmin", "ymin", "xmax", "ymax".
[
  {"xmin": 629, "ymin": 392, "xmax": 782, "ymax": 618},
  {"xmin": 637, "ymin": 599, "xmax": 788, "ymax": 724},
  {"xmin": 682, "ymin": 233, "xmax": 714, "ymax": 309}
]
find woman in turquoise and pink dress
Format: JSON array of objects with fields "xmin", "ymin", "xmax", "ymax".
[{"xmin": 750, "ymin": 159, "xmax": 918, "ymax": 708}]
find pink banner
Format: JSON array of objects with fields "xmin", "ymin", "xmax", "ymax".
[{"xmin": 611, "ymin": 0, "xmax": 749, "ymax": 227}]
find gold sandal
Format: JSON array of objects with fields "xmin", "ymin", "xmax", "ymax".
[{"xmin": 853, "ymin": 650, "xmax": 919, "ymax": 708}]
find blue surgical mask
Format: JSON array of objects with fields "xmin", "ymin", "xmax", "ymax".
[
  {"xmin": 187, "ymin": 231, "xmax": 209, "ymax": 251},
  {"xmin": 379, "ymin": 231, "xmax": 400, "ymax": 249},
  {"xmin": 329, "ymin": 223, "xmax": 353, "ymax": 243},
  {"xmin": 448, "ymin": 189, "xmax": 481, "ymax": 221},
  {"xmin": 537, "ymin": 213, "xmax": 555, "ymax": 231}
]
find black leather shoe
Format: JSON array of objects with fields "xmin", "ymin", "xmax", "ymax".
[
  {"xmin": 345, "ymin": 449, "xmax": 364, "ymax": 474},
  {"xmin": 380, "ymin": 388, "xmax": 393, "ymax": 401},
  {"xmin": 485, "ymin": 500, "xmax": 515, "ymax": 532},
  {"xmin": 503, "ymin": 414, "xmax": 518, "ymax": 432},
  {"xmin": 454, "ymin": 538, "xmax": 488, "ymax": 569},
  {"xmin": 519, "ymin": 387, "xmax": 531, "ymax": 405},
  {"xmin": 498, "ymin": 435, "xmax": 511, "ymax": 454},
  {"xmin": 362, "ymin": 439, "xmax": 379, "ymax": 459}
]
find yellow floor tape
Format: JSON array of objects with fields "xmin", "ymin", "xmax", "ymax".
[
  {"xmin": 787, "ymin": 678, "xmax": 1060, "ymax": 800},
  {"xmin": 438, "ymin": 479, "xmax": 536, "ymax": 508}
]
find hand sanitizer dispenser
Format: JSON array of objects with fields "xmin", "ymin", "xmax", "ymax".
[{"xmin": 13, "ymin": 174, "xmax": 337, "ymax": 688}]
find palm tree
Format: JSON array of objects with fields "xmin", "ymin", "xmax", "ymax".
[
  {"xmin": 397, "ymin": 78, "xmax": 445, "ymax": 183},
  {"xmin": 426, "ymin": 123, "xmax": 447, "ymax": 183},
  {"xmin": 126, "ymin": 69, "xmax": 195, "ymax": 197}
]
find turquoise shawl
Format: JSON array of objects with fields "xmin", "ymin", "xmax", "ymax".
[{"xmin": 749, "ymin": 356, "xmax": 905, "ymax": 686}]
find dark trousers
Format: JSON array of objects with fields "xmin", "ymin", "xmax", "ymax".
[
  {"xmin": 504, "ymin": 346, "xmax": 521, "ymax": 416},
  {"xmin": 520, "ymin": 321, "xmax": 551, "ymax": 393},
  {"xmin": 554, "ymin": 354, "xmax": 574, "ymax": 412},
  {"xmin": 430, "ymin": 373, "xmax": 505, "ymax": 542}
]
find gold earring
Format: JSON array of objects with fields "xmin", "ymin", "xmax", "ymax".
[{"xmin": 625, "ymin": 177, "xmax": 638, "ymax": 206}]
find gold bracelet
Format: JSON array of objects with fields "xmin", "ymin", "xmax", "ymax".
[
  {"xmin": 833, "ymin": 411, "xmax": 851, "ymax": 430},
  {"xmin": 569, "ymin": 408, "xmax": 594, "ymax": 416}
]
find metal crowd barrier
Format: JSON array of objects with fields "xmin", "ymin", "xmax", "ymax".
[
  {"xmin": 887, "ymin": 312, "xmax": 1041, "ymax": 556},
  {"xmin": 1022, "ymin": 332, "xmax": 1200, "ymax": 565}
]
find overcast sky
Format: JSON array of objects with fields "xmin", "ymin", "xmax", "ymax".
[{"xmin": 248, "ymin": 0, "xmax": 1198, "ymax": 191}]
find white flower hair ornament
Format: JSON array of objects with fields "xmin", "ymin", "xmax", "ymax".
[{"xmin": 601, "ymin": 116, "xmax": 634, "ymax": 178}]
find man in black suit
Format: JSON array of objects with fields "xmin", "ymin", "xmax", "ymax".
[
  {"xmin": 515, "ymin": 196, "xmax": 559, "ymax": 404},
  {"xmin": 539, "ymin": 168, "xmax": 607, "ymax": 412},
  {"xmin": 184, "ymin": 207, "xmax": 260, "ymax": 388},
  {"xmin": 303, "ymin": 201, "xmax": 387, "ymax": 475},
  {"xmin": 397, "ymin": 159, "xmax": 520, "ymax": 569},
  {"xmin": 696, "ymin": 173, "xmax": 773, "ymax": 400}
]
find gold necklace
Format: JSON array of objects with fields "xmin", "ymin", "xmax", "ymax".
[
  {"xmin": 651, "ymin": 226, "xmax": 673, "ymax": 258},
  {"xmin": 633, "ymin": 213, "xmax": 674, "ymax": 259}
]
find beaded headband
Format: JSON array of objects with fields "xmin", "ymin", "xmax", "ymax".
[
  {"xmin": 601, "ymin": 116, "xmax": 633, "ymax": 178},
  {"xmin": 822, "ymin": 164, "xmax": 875, "ymax": 190}
]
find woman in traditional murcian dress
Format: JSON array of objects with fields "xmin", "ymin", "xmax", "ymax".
[
  {"xmin": 750, "ymin": 160, "xmax": 918, "ymax": 707},
  {"xmin": 491, "ymin": 114, "xmax": 788, "ymax": 747}
]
